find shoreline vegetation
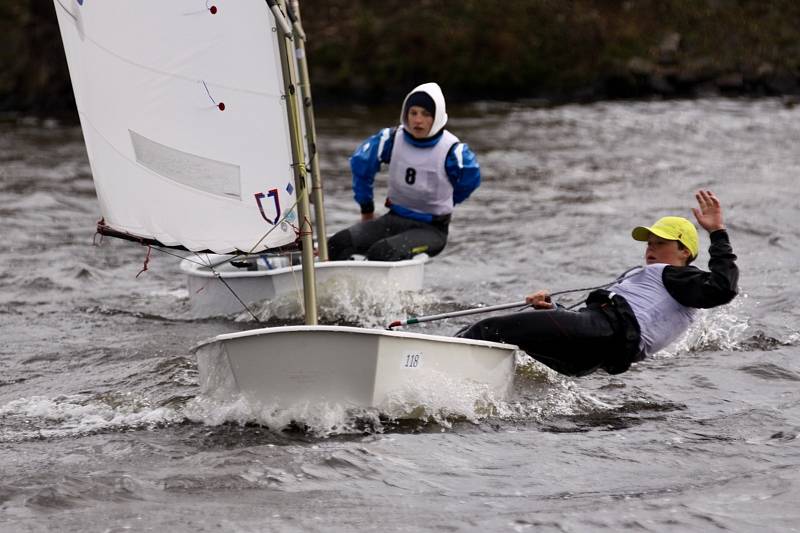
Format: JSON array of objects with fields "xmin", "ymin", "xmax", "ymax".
[{"xmin": 3, "ymin": 0, "xmax": 800, "ymax": 117}]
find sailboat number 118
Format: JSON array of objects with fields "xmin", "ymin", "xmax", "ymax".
[{"xmin": 402, "ymin": 352, "xmax": 422, "ymax": 369}]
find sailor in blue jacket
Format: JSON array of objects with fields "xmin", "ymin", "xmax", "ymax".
[{"xmin": 327, "ymin": 82, "xmax": 481, "ymax": 261}]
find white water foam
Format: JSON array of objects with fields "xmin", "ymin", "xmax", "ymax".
[
  {"xmin": 658, "ymin": 297, "xmax": 751, "ymax": 358},
  {"xmin": 182, "ymin": 373, "xmax": 512, "ymax": 437},
  {"xmin": 148, "ymin": 287, "xmax": 189, "ymax": 300},
  {"xmin": 0, "ymin": 368, "xmax": 629, "ymax": 442},
  {"xmin": 0, "ymin": 393, "xmax": 183, "ymax": 442},
  {"xmin": 184, "ymin": 351, "xmax": 615, "ymax": 437},
  {"xmin": 242, "ymin": 280, "xmax": 435, "ymax": 329},
  {"xmin": 0, "ymin": 359, "xmax": 618, "ymax": 443},
  {"xmin": 508, "ymin": 355, "xmax": 619, "ymax": 419},
  {"xmin": 183, "ymin": 395, "xmax": 380, "ymax": 437}
]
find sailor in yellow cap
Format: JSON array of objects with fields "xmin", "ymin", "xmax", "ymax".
[{"xmin": 458, "ymin": 190, "xmax": 739, "ymax": 376}]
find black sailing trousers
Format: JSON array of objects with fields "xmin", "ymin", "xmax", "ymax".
[
  {"xmin": 328, "ymin": 212, "xmax": 449, "ymax": 262},
  {"xmin": 458, "ymin": 292, "xmax": 641, "ymax": 377}
]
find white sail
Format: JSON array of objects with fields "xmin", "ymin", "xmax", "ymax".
[{"xmin": 53, "ymin": 0, "xmax": 297, "ymax": 253}]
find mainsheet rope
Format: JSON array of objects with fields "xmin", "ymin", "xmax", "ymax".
[
  {"xmin": 550, "ymin": 266, "xmax": 644, "ymax": 310},
  {"xmin": 389, "ymin": 267, "xmax": 646, "ymax": 330}
]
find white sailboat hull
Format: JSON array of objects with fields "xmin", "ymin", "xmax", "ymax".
[
  {"xmin": 194, "ymin": 326, "xmax": 517, "ymax": 414},
  {"xmin": 181, "ymin": 254, "xmax": 428, "ymax": 316}
]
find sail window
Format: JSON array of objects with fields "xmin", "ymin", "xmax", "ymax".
[{"xmin": 129, "ymin": 130, "xmax": 241, "ymax": 199}]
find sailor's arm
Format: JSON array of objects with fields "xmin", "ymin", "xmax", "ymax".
[
  {"xmin": 445, "ymin": 143, "xmax": 481, "ymax": 205},
  {"xmin": 663, "ymin": 230, "xmax": 739, "ymax": 308},
  {"xmin": 351, "ymin": 128, "xmax": 395, "ymax": 218},
  {"xmin": 664, "ymin": 191, "xmax": 739, "ymax": 308}
]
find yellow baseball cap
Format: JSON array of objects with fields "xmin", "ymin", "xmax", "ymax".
[{"xmin": 632, "ymin": 216, "xmax": 699, "ymax": 258}]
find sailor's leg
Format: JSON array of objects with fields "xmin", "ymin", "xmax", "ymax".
[
  {"xmin": 365, "ymin": 223, "xmax": 447, "ymax": 261},
  {"xmin": 327, "ymin": 215, "xmax": 394, "ymax": 260},
  {"xmin": 458, "ymin": 309, "xmax": 617, "ymax": 376},
  {"xmin": 327, "ymin": 227, "xmax": 355, "ymax": 260}
]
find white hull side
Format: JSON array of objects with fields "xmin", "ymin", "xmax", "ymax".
[
  {"xmin": 194, "ymin": 326, "xmax": 517, "ymax": 414},
  {"xmin": 181, "ymin": 255, "xmax": 428, "ymax": 316}
]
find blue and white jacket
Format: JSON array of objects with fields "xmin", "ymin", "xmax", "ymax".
[{"xmin": 350, "ymin": 127, "xmax": 481, "ymax": 223}]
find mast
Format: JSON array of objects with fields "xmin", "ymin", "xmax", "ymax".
[
  {"xmin": 287, "ymin": 0, "xmax": 329, "ymax": 261},
  {"xmin": 270, "ymin": 0, "xmax": 318, "ymax": 325}
]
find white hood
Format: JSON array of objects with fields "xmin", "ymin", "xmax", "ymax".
[{"xmin": 400, "ymin": 82, "xmax": 448, "ymax": 137}]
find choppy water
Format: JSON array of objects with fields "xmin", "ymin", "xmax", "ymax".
[{"xmin": 2, "ymin": 98, "xmax": 799, "ymax": 532}]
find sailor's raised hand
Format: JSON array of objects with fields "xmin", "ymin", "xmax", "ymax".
[{"xmin": 692, "ymin": 189, "xmax": 725, "ymax": 233}]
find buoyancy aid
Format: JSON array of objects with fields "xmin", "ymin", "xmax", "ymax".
[
  {"xmin": 386, "ymin": 128, "xmax": 459, "ymax": 216},
  {"xmin": 609, "ymin": 264, "xmax": 697, "ymax": 357}
]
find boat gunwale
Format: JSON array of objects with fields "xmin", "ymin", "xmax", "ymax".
[
  {"xmin": 180, "ymin": 254, "xmax": 429, "ymax": 279},
  {"xmin": 192, "ymin": 324, "xmax": 518, "ymax": 353}
]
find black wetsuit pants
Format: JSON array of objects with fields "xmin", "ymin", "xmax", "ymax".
[
  {"xmin": 458, "ymin": 291, "xmax": 641, "ymax": 377},
  {"xmin": 328, "ymin": 212, "xmax": 449, "ymax": 262}
]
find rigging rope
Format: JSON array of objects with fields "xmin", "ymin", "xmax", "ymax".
[
  {"xmin": 188, "ymin": 199, "xmax": 304, "ymax": 321},
  {"xmin": 549, "ymin": 266, "xmax": 643, "ymax": 310},
  {"xmin": 210, "ymin": 268, "xmax": 262, "ymax": 324},
  {"xmin": 135, "ymin": 245, "xmax": 152, "ymax": 278}
]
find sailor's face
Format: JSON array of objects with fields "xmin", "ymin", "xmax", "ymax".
[
  {"xmin": 645, "ymin": 235, "xmax": 691, "ymax": 266},
  {"xmin": 406, "ymin": 106, "xmax": 434, "ymax": 139}
]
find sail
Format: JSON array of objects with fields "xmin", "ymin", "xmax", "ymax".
[{"xmin": 53, "ymin": 0, "xmax": 298, "ymax": 253}]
